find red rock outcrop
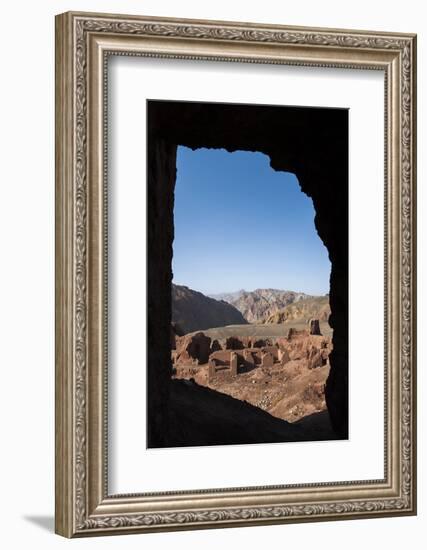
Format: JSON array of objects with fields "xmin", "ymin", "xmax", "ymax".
[{"xmin": 175, "ymin": 332, "xmax": 211, "ymax": 365}]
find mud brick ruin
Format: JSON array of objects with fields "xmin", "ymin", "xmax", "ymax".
[{"xmin": 172, "ymin": 318, "xmax": 331, "ymax": 384}]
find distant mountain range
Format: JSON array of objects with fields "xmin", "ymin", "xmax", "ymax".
[
  {"xmin": 173, "ymin": 284, "xmax": 330, "ymax": 334},
  {"xmin": 210, "ymin": 288, "xmax": 314, "ymax": 324},
  {"xmin": 172, "ymin": 284, "xmax": 248, "ymax": 334}
]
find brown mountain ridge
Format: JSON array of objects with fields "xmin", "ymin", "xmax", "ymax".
[
  {"xmin": 211, "ymin": 288, "xmax": 327, "ymax": 324},
  {"xmin": 172, "ymin": 283, "xmax": 248, "ymax": 334},
  {"xmin": 263, "ymin": 295, "xmax": 331, "ymax": 324}
]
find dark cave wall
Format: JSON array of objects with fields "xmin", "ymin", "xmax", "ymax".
[
  {"xmin": 147, "ymin": 101, "xmax": 348, "ymax": 445},
  {"xmin": 147, "ymin": 138, "xmax": 177, "ymax": 446}
]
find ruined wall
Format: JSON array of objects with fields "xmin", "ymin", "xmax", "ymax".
[{"xmin": 147, "ymin": 101, "xmax": 348, "ymax": 444}]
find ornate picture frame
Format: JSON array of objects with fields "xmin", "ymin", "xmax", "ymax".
[{"xmin": 55, "ymin": 11, "xmax": 417, "ymax": 537}]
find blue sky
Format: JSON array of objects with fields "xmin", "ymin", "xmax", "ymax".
[{"xmin": 172, "ymin": 146, "xmax": 331, "ymax": 296}]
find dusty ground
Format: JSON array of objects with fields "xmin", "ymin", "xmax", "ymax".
[{"xmin": 187, "ymin": 321, "xmax": 333, "ymax": 341}]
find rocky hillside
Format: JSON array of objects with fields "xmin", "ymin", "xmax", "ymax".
[
  {"xmin": 263, "ymin": 295, "xmax": 330, "ymax": 324},
  {"xmin": 172, "ymin": 284, "xmax": 248, "ymax": 334},
  {"xmin": 218, "ymin": 288, "xmax": 312, "ymax": 323}
]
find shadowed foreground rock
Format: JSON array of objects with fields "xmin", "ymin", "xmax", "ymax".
[{"xmin": 154, "ymin": 379, "xmax": 338, "ymax": 448}]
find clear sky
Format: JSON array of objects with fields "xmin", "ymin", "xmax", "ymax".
[{"xmin": 172, "ymin": 146, "xmax": 331, "ymax": 296}]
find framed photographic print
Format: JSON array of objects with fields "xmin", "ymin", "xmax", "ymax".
[{"xmin": 55, "ymin": 11, "xmax": 417, "ymax": 537}]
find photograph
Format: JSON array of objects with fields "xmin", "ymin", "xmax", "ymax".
[{"xmin": 147, "ymin": 100, "xmax": 348, "ymax": 448}]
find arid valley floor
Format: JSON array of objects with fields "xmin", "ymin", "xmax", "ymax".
[{"xmin": 170, "ymin": 285, "xmax": 335, "ymax": 441}]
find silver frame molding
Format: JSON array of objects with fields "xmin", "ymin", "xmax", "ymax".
[{"xmin": 55, "ymin": 11, "xmax": 417, "ymax": 538}]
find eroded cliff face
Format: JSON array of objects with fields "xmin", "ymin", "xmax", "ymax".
[
  {"xmin": 264, "ymin": 295, "xmax": 331, "ymax": 324},
  {"xmin": 224, "ymin": 288, "xmax": 311, "ymax": 324},
  {"xmin": 147, "ymin": 101, "xmax": 348, "ymax": 446}
]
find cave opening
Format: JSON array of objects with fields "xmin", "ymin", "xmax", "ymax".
[{"xmin": 147, "ymin": 99, "xmax": 348, "ymax": 448}]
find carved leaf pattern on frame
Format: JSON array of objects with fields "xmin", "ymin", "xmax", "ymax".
[{"xmin": 71, "ymin": 17, "xmax": 414, "ymax": 531}]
